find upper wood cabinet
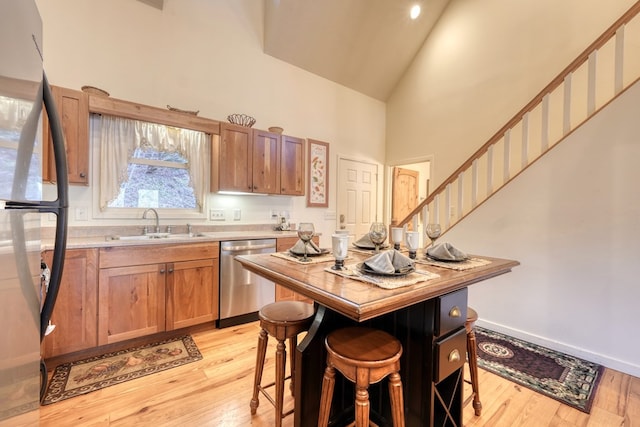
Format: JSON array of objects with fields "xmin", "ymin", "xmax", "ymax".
[
  {"xmin": 43, "ymin": 86, "xmax": 89, "ymax": 185},
  {"xmin": 212, "ymin": 123, "xmax": 305, "ymax": 196},
  {"xmin": 280, "ymin": 135, "xmax": 305, "ymax": 196}
]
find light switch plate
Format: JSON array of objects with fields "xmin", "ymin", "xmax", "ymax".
[
  {"xmin": 210, "ymin": 209, "xmax": 225, "ymax": 221},
  {"xmin": 233, "ymin": 209, "xmax": 241, "ymax": 221}
]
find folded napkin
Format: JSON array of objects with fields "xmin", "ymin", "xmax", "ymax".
[
  {"xmin": 354, "ymin": 234, "xmax": 388, "ymax": 249},
  {"xmin": 426, "ymin": 242, "xmax": 468, "ymax": 261},
  {"xmin": 290, "ymin": 239, "xmax": 322, "ymax": 255},
  {"xmin": 363, "ymin": 250, "xmax": 414, "ymax": 274}
]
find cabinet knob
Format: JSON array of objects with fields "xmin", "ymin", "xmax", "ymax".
[
  {"xmin": 168, "ymin": 267, "xmax": 174, "ymax": 273},
  {"xmin": 79, "ymin": 172, "xmax": 86, "ymax": 178},
  {"xmin": 449, "ymin": 306, "xmax": 461, "ymax": 318},
  {"xmin": 160, "ymin": 268, "xmax": 165, "ymax": 274},
  {"xmin": 448, "ymin": 349, "xmax": 460, "ymax": 363}
]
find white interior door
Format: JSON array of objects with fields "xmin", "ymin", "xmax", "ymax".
[{"xmin": 337, "ymin": 158, "xmax": 378, "ymax": 241}]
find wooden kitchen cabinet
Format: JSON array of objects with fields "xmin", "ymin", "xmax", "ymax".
[
  {"xmin": 212, "ymin": 123, "xmax": 304, "ymax": 196},
  {"xmin": 98, "ymin": 242, "xmax": 219, "ymax": 345},
  {"xmin": 166, "ymin": 258, "xmax": 219, "ymax": 330},
  {"xmin": 42, "ymin": 85, "xmax": 89, "ymax": 185},
  {"xmin": 42, "ymin": 248, "xmax": 98, "ymax": 358},
  {"xmin": 275, "ymin": 236, "xmax": 316, "ymax": 304},
  {"xmin": 280, "ymin": 135, "xmax": 305, "ymax": 196}
]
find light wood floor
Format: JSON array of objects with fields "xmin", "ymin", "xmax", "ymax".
[{"xmin": 39, "ymin": 322, "xmax": 640, "ymax": 426}]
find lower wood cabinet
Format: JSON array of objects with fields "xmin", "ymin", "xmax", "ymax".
[
  {"xmin": 42, "ymin": 248, "xmax": 98, "ymax": 358},
  {"xmin": 275, "ymin": 236, "xmax": 316, "ymax": 304},
  {"xmin": 97, "ymin": 242, "xmax": 219, "ymax": 346}
]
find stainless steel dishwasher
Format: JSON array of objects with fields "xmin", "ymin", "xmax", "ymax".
[{"xmin": 218, "ymin": 239, "xmax": 276, "ymax": 328}]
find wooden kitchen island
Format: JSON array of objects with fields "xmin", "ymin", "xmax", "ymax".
[{"xmin": 236, "ymin": 251, "xmax": 519, "ymax": 427}]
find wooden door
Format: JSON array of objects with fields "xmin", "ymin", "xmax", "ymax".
[
  {"xmin": 391, "ymin": 166, "xmax": 419, "ymax": 230},
  {"xmin": 42, "ymin": 248, "xmax": 98, "ymax": 358},
  {"xmin": 98, "ymin": 264, "xmax": 166, "ymax": 345},
  {"xmin": 280, "ymin": 135, "xmax": 305, "ymax": 195},
  {"xmin": 218, "ymin": 123, "xmax": 253, "ymax": 192},
  {"xmin": 252, "ymin": 129, "xmax": 281, "ymax": 194},
  {"xmin": 336, "ymin": 158, "xmax": 378, "ymax": 240},
  {"xmin": 43, "ymin": 86, "xmax": 89, "ymax": 184},
  {"xmin": 166, "ymin": 258, "xmax": 218, "ymax": 330}
]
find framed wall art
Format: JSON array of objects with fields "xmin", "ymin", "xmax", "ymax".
[{"xmin": 307, "ymin": 139, "xmax": 330, "ymax": 208}]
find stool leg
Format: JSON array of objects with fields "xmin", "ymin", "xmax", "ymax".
[
  {"xmin": 275, "ymin": 339, "xmax": 286, "ymax": 427},
  {"xmin": 288, "ymin": 336, "xmax": 298, "ymax": 396},
  {"xmin": 467, "ymin": 327, "xmax": 482, "ymax": 416},
  {"xmin": 250, "ymin": 328, "xmax": 268, "ymax": 415},
  {"xmin": 387, "ymin": 372, "xmax": 405, "ymax": 427},
  {"xmin": 318, "ymin": 365, "xmax": 336, "ymax": 427},
  {"xmin": 354, "ymin": 375, "xmax": 370, "ymax": 427}
]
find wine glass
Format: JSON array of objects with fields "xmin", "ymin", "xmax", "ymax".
[
  {"xmin": 297, "ymin": 222, "xmax": 315, "ymax": 262},
  {"xmin": 369, "ymin": 222, "xmax": 387, "ymax": 253},
  {"xmin": 425, "ymin": 223, "xmax": 441, "ymax": 248}
]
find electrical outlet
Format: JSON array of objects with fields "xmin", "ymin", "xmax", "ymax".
[
  {"xmin": 210, "ymin": 209, "xmax": 225, "ymax": 221},
  {"xmin": 75, "ymin": 207, "xmax": 88, "ymax": 221},
  {"xmin": 233, "ymin": 208, "xmax": 241, "ymax": 221}
]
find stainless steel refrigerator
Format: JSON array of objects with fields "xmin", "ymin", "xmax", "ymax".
[{"xmin": 0, "ymin": 0, "xmax": 68, "ymax": 423}]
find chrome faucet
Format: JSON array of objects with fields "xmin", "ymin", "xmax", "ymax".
[{"xmin": 142, "ymin": 208, "xmax": 160, "ymax": 234}]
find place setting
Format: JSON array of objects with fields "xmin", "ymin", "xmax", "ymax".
[
  {"xmin": 271, "ymin": 222, "xmax": 335, "ymax": 264},
  {"xmin": 325, "ymin": 224, "xmax": 439, "ymax": 289},
  {"xmin": 413, "ymin": 223, "xmax": 493, "ymax": 271},
  {"xmin": 350, "ymin": 222, "xmax": 391, "ymax": 254}
]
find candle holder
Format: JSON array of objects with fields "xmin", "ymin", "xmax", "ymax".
[
  {"xmin": 405, "ymin": 231, "xmax": 420, "ymax": 260},
  {"xmin": 331, "ymin": 234, "xmax": 349, "ymax": 270},
  {"xmin": 391, "ymin": 227, "xmax": 403, "ymax": 251}
]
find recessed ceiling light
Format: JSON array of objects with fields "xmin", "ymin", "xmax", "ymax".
[{"xmin": 410, "ymin": 4, "xmax": 421, "ymax": 20}]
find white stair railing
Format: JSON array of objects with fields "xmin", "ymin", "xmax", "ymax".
[{"xmin": 397, "ymin": 1, "xmax": 640, "ymax": 235}]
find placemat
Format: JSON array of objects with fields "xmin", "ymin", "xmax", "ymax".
[
  {"xmin": 271, "ymin": 251, "xmax": 338, "ymax": 264},
  {"xmin": 414, "ymin": 256, "xmax": 491, "ymax": 271},
  {"xmin": 324, "ymin": 263, "xmax": 439, "ymax": 289}
]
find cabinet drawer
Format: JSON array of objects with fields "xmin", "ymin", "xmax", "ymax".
[
  {"xmin": 435, "ymin": 288, "xmax": 467, "ymax": 337},
  {"xmin": 434, "ymin": 327, "xmax": 467, "ymax": 383}
]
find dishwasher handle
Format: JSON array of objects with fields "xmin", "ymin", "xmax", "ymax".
[{"xmin": 222, "ymin": 242, "xmax": 277, "ymax": 252}]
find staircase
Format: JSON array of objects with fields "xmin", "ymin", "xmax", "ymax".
[{"xmin": 396, "ymin": 1, "xmax": 640, "ymax": 234}]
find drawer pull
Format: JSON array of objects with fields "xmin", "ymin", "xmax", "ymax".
[
  {"xmin": 448, "ymin": 349, "xmax": 461, "ymax": 363},
  {"xmin": 449, "ymin": 306, "xmax": 461, "ymax": 318}
]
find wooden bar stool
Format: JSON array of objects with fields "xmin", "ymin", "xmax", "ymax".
[
  {"xmin": 464, "ymin": 307, "xmax": 482, "ymax": 416},
  {"xmin": 250, "ymin": 301, "xmax": 315, "ymax": 427},
  {"xmin": 318, "ymin": 327, "xmax": 405, "ymax": 427}
]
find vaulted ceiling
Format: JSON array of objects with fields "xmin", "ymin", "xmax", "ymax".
[{"xmin": 263, "ymin": 0, "xmax": 451, "ymax": 101}]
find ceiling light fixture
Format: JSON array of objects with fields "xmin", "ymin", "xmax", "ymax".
[{"xmin": 410, "ymin": 4, "xmax": 421, "ymax": 20}]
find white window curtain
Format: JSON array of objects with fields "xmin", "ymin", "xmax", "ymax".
[{"xmin": 98, "ymin": 115, "xmax": 209, "ymax": 210}]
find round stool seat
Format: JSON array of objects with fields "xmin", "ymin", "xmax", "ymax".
[
  {"xmin": 326, "ymin": 327, "xmax": 402, "ymax": 369},
  {"xmin": 260, "ymin": 300, "xmax": 315, "ymax": 325},
  {"xmin": 466, "ymin": 306, "xmax": 478, "ymax": 325}
]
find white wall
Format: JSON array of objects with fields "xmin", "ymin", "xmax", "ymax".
[
  {"xmin": 35, "ymin": 0, "xmax": 386, "ymax": 247},
  {"xmin": 445, "ymin": 81, "xmax": 640, "ymax": 377}
]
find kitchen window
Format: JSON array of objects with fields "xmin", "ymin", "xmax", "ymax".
[{"xmin": 94, "ymin": 114, "xmax": 209, "ymax": 218}]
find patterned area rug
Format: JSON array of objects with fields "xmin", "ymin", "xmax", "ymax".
[
  {"xmin": 42, "ymin": 335, "xmax": 202, "ymax": 405},
  {"xmin": 475, "ymin": 327, "xmax": 604, "ymax": 413}
]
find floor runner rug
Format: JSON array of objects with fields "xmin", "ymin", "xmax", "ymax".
[
  {"xmin": 475, "ymin": 327, "xmax": 604, "ymax": 413},
  {"xmin": 42, "ymin": 335, "xmax": 202, "ymax": 405}
]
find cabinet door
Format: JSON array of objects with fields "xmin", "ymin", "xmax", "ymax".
[
  {"xmin": 166, "ymin": 258, "xmax": 218, "ymax": 330},
  {"xmin": 42, "ymin": 248, "xmax": 98, "ymax": 358},
  {"xmin": 252, "ymin": 129, "xmax": 281, "ymax": 194},
  {"xmin": 280, "ymin": 135, "xmax": 305, "ymax": 195},
  {"xmin": 43, "ymin": 86, "xmax": 89, "ymax": 184},
  {"xmin": 98, "ymin": 264, "xmax": 166, "ymax": 345},
  {"xmin": 218, "ymin": 123, "xmax": 253, "ymax": 192}
]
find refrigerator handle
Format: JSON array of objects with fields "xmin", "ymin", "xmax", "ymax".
[{"xmin": 39, "ymin": 72, "xmax": 69, "ymax": 342}]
